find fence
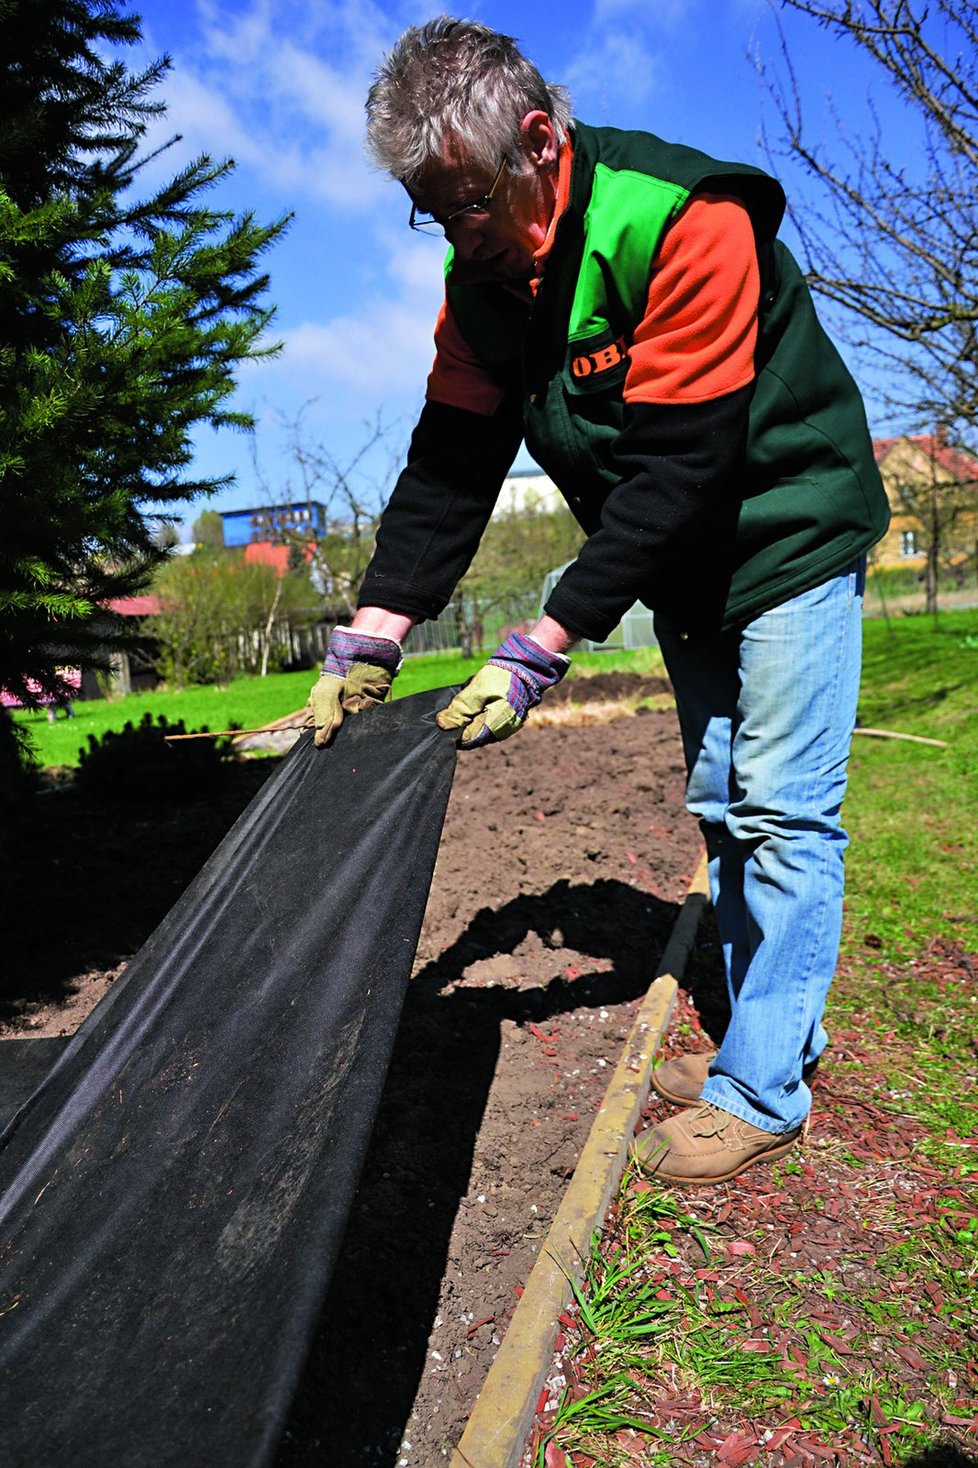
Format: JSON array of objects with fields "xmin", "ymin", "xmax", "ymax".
[
  {"xmin": 538, "ymin": 563, "xmax": 657, "ymax": 652},
  {"xmin": 402, "ymin": 592, "xmax": 541, "ymax": 658}
]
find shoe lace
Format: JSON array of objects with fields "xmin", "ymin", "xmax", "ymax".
[{"xmin": 687, "ymin": 1103, "xmax": 734, "ymax": 1139}]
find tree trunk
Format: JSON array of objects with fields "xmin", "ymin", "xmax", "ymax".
[
  {"xmin": 453, "ymin": 589, "xmax": 474, "ymax": 659},
  {"xmin": 924, "ymin": 486, "xmax": 940, "ymax": 621},
  {"xmin": 260, "ymin": 579, "xmax": 284, "ymax": 678}
]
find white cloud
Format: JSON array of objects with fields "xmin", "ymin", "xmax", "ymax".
[
  {"xmin": 269, "ymin": 235, "xmax": 444, "ymax": 397},
  {"xmin": 151, "ymin": 67, "xmax": 267, "ymax": 168},
  {"xmin": 563, "ymin": 0, "xmax": 716, "ymax": 120},
  {"xmin": 566, "ymin": 31, "xmax": 666, "ymax": 116},
  {"xmin": 589, "ymin": 0, "xmax": 694, "ymax": 23},
  {"xmin": 137, "ymin": 0, "xmax": 403, "ymax": 212}
]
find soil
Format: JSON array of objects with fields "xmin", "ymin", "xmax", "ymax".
[{"xmin": 0, "ymin": 681, "xmax": 704, "ymax": 1465}]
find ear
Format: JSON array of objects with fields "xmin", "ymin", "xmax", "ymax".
[{"xmin": 519, "ymin": 110, "xmax": 558, "ymax": 170}]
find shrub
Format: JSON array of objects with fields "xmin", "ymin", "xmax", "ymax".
[
  {"xmin": 0, "ymin": 710, "xmax": 39, "ymax": 821},
  {"xmin": 74, "ymin": 713, "xmax": 238, "ymax": 801}
]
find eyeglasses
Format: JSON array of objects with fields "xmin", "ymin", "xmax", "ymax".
[{"xmin": 409, "ymin": 156, "xmax": 507, "ymax": 236}]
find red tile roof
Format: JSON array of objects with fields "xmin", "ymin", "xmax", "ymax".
[{"xmin": 873, "ymin": 434, "xmax": 978, "ymax": 483}]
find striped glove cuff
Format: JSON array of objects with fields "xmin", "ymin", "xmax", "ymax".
[
  {"xmin": 486, "ymin": 631, "xmax": 570, "ymax": 720},
  {"xmin": 322, "ymin": 625, "xmax": 403, "ymax": 679}
]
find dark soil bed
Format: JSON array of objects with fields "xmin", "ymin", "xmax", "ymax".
[
  {"xmin": 546, "ymin": 670, "xmax": 672, "ymax": 705},
  {"xmin": 0, "ymin": 702, "xmax": 703, "ymax": 1464}
]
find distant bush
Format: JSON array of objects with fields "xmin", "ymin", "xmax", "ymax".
[{"xmin": 75, "ymin": 713, "xmax": 238, "ymax": 800}]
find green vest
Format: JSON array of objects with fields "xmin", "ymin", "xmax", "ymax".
[{"xmin": 447, "ymin": 122, "xmax": 889, "ymax": 629}]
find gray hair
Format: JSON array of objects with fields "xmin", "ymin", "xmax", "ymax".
[{"xmin": 366, "ymin": 16, "xmax": 572, "ymax": 185}]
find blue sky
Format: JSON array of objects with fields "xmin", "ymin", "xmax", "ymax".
[{"xmin": 126, "ymin": 0, "xmax": 907, "ymax": 539}]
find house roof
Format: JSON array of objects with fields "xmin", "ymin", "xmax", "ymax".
[
  {"xmin": 220, "ymin": 502, "xmax": 326, "ymax": 519},
  {"xmin": 873, "ymin": 434, "xmax": 978, "ymax": 484}
]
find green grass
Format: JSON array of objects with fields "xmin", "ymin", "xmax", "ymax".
[
  {"xmin": 858, "ymin": 607, "xmax": 978, "ymax": 739},
  {"xmin": 14, "ymin": 642, "xmax": 668, "ymax": 770},
  {"xmin": 844, "ymin": 609, "xmax": 978, "ymax": 958},
  {"xmin": 832, "ymin": 611, "xmax": 978, "ymax": 1162}
]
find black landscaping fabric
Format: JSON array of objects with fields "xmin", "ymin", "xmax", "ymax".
[
  {"xmin": 0, "ymin": 689, "xmax": 457, "ymax": 1467},
  {"xmin": 0, "ymin": 1038, "xmax": 70, "ymax": 1133}
]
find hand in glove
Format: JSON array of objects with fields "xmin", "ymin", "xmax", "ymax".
[
  {"xmin": 435, "ymin": 631, "xmax": 569, "ymax": 749},
  {"xmin": 308, "ymin": 626, "xmax": 403, "ymax": 748}
]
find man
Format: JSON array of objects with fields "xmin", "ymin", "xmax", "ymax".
[{"xmin": 307, "ymin": 18, "xmax": 889, "ymax": 1184}]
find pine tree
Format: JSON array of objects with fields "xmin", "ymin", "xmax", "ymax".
[{"xmin": 0, "ymin": 0, "xmax": 288, "ymax": 716}]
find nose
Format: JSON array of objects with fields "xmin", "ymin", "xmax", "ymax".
[{"xmin": 445, "ymin": 218, "xmax": 485, "ymax": 261}]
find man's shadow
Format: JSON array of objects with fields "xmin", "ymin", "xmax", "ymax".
[
  {"xmin": 276, "ymin": 876, "xmax": 710, "ymax": 1465},
  {"xmin": 905, "ymin": 1450, "xmax": 978, "ymax": 1468}
]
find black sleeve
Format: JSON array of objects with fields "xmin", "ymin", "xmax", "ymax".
[
  {"xmin": 357, "ymin": 397, "xmax": 524, "ymax": 621},
  {"xmin": 543, "ymin": 385, "xmax": 752, "ymax": 641}
]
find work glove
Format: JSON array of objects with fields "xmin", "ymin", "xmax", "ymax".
[
  {"xmin": 435, "ymin": 631, "xmax": 569, "ymax": 749},
  {"xmin": 308, "ymin": 626, "xmax": 403, "ymax": 748}
]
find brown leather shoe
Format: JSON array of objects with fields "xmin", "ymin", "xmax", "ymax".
[
  {"xmin": 632, "ymin": 1101, "xmax": 801, "ymax": 1183},
  {"xmin": 651, "ymin": 1052, "xmax": 715, "ymax": 1104},
  {"xmin": 651, "ymin": 1052, "xmax": 820, "ymax": 1105}
]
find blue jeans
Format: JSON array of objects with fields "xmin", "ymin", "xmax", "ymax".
[{"xmin": 655, "ymin": 559, "xmax": 866, "ymax": 1133}]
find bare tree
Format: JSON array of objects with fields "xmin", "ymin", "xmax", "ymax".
[
  {"xmin": 455, "ymin": 503, "xmax": 585, "ymax": 651},
  {"xmin": 250, "ymin": 404, "xmax": 404, "ymax": 622},
  {"xmin": 763, "ymin": 1, "xmax": 978, "ymax": 438},
  {"xmin": 152, "ymin": 551, "xmax": 315, "ymax": 685}
]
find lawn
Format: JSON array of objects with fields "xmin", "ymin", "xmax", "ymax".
[
  {"xmin": 14, "ymin": 642, "xmax": 667, "ymax": 770},
  {"xmin": 847, "ymin": 609, "xmax": 978, "ymax": 957}
]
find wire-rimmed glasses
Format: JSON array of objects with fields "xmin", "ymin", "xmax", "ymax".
[{"xmin": 409, "ymin": 156, "xmax": 507, "ymax": 236}]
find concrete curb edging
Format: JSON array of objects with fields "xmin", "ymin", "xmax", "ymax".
[{"xmin": 449, "ymin": 852, "xmax": 712, "ymax": 1468}]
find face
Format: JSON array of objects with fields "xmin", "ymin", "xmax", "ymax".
[{"xmin": 409, "ymin": 112, "xmax": 559, "ymax": 283}]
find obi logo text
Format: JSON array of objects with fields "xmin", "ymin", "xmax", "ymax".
[{"xmin": 571, "ymin": 336, "xmax": 627, "ymax": 379}]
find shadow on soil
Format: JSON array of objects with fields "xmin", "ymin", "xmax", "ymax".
[
  {"xmin": 0, "ymin": 761, "xmax": 274, "ymax": 1020},
  {"xmin": 905, "ymin": 1450, "xmax": 978, "ymax": 1467},
  {"xmin": 275, "ymin": 878, "xmax": 685, "ymax": 1465}
]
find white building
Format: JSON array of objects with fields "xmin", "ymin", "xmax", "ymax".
[{"xmin": 493, "ymin": 468, "xmax": 563, "ymax": 518}]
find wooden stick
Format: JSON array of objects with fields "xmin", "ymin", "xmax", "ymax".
[
  {"xmin": 164, "ymin": 721, "xmax": 311, "ymax": 742},
  {"xmin": 853, "ymin": 727, "xmax": 947, "ymax": 748}
]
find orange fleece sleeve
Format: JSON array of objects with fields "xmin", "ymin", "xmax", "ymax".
[
  {"xmin": 624, "ymin": 194, "xmax": 760, "ymax": 405},
  {"xmin": 425, "ymin": 299, "xmax": 507, "ymax": 416}
]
